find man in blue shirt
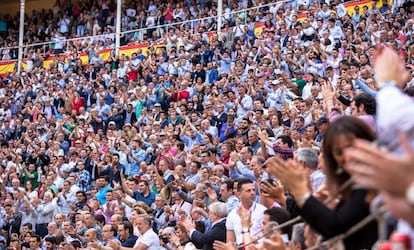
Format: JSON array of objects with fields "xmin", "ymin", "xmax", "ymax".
[
  {"xmin": 120, "ymin": 176, "xmax": 156, "ymax": 208},
  {"xmin": 132, "ymin": 180, "xmax": 156, "ymax": 208},
  {"xmin": 118, "ymin": 221, "xmax": 138, "ymax": 247},
  {"xmin": 95, "ymin": 176, "xmax": 113, "ymax": 205},
  {"xmin": 180, "ymin": 117, "xmax": 205, "ymax": 149},
  {"xmin": 220, "ymin": 115, "xmax": 237, "ymax": 143}
]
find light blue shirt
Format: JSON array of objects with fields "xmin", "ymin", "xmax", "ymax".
[
  {"xmin": 310, "ymin": 169, "xmax": 326, "ymax": 192},
  {"xmin": 230, "ymin": 161, "xmax": 255, "ymax": 181},
  {"xmin": 225, "ymin": 195, "xmax": 239, "ymax": 215},
  {"xmin": 95, "ymin": 185, "xmax": 113, "ymax": 205},
  {"xmin": 180, "ymin": 133, "xmax": 205, "ymax": 150}
]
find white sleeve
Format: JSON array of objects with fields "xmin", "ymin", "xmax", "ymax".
[
  {"xmin": 225, "ymin": 211, "xmax": 236, "ymax": 231},
  {"xmin": 377, "ymin": 84, "xmax": 414, "ymax": 151}
]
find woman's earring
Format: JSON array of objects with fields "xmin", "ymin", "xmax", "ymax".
[{"xmin": 336, "ymin": 166, "xmax": 344, "ymax": 176}]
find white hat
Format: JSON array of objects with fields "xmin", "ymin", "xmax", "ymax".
[
  {"xmin": 270, "ymin": 80, "xmax": 280, "ymax": 85},
  {"xmin": 274, "ymin": 69, "xmax": 283, "ymax": 75},
  {"xmin": 60, "ymin": 164, "xmax": 72, "ymax": 173}
]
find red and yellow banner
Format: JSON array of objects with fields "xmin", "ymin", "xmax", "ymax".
[
  {"xmin": 0, "ymin": 61, "xmax": 15, "ymax": 76},
  {"xmin": 296, "ymin": 0, "xmax": 392, "ymax": 22},
  {"xmin": 0, "ymin": 0, "xmax": 394, "ymax": 76},
  {"xmin": 0, "ymin": 42, "xmax": 166, "ymax": 76}
]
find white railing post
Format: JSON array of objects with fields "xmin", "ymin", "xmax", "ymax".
[
  {"xmin": 115, "ymin": 0, "xmax": 122, "ymax": 56},
  {"xmin": 17, "ymin": 0, "xmax": 25, "ymax": 75},
  {"xmin": 217, "ymin": 0, "xmax": 223, "ymax": 40}
]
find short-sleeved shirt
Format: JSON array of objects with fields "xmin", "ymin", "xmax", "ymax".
[
  {"xmin": 226, "ymin": 202, "xmax": 267, "ymax": 245},
  {"xmin": 133, "ymin": 229, "xmax": 160, "ymax": 250},
  {"xmin": 133, "ymin": 191, "xmax": 156, "ymax": 207},
  {"xmin": 121, "ymin": 235, "xmax": 138, "ymax": 247},
  {"xmin": 295, "ymin": 78, "xmax": 307, "ymax": 94}
]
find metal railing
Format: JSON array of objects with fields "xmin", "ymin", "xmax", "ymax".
[
  {"xmin": 0, "ymin": 0, "xmax": 293, "ymax": 63},
  {"xmin": 0, "ymin": 0, "xmax": 379, "ymax": 64}
]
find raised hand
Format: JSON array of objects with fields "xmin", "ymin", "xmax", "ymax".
[
  {"xmin": 373, "ymin": 45, "xmax": 410, "ymax": 88},
  {"xmin": 263, "ymin": 158, "xmax": 309, "ymax": 201},
  {"xmin": 207, "ymin": 188, "xmax": 218, "ymax": 202},
  {"xmin": 261, "ymin": 180, "xmax": 284, "ymax": 201},
  {"xmin": 321, "ymin": 82, "xmax": 336, "ymax": 100},
  {"xmin": 345, "ymin": 134, "xmax": 414, "ymax": 197}
]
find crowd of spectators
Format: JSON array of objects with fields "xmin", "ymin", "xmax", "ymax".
[{"xmin": 0, "ymin": 0, "xmax": 412, "ymax": 249}]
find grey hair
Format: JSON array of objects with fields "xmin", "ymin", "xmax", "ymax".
[
  {"xmin": 208, "ymin": 202, "xmax": 227, "ymax": 218},
  {"xmin": 138, "ymin": 214, "xmax": 152, "ymax": 226},
  {"xmin": 291, "ymin": 223, "xmax": 306, "ymax": 249},
  {"xmin": 155, "ymin": 194, "xmax": 165, "ymax": 202},
  {"xmin": 296, "ymin": 147, "xmax": 319, "ymax": 170},
  {"xmin": 163, "ymin": 226, "xmax": 176, "ymax": 235},
  {"xmin": 214, "ymin": 165, "xmax": 225, "ymax": 172},
  {"xmin": 248, "ymin": 130, "xmax": 258, "ymax": 136}
]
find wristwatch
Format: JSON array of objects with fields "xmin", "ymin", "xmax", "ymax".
[
  {"xmin": 242, "ymin": 227, "xmax": 250, "ymax": 233},
  {"xmin": 406, "ymin": 181, "xmax": 414, "ymax": 205}
]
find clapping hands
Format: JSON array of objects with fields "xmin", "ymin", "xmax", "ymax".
[{"xmin": 263, "ymin": 157, "xmax": 310, "ymax": 202}]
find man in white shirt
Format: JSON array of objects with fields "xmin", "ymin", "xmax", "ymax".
[
  {"xmin": 52, "ymin": 32, "xmax": 65, "ymax": 54},
  {"xmin": 226, "ymin": 179, "xmax": 266, "ymax": 245},
  {"xmin": 267, "ymin": 80, "xmax": 285, "ymax": 112},
  {"xmin": 236, "ymin": 86, "xmax": 253, "ymax": 119},
  {"xmin": 327, "ymin": 18, "xmax": 344, "ymax": 40},
  {"xmin": 117, "ymin": 60, "xmax": 129, "ymax": 79},
  {"xmin": 133, "ymin": 215, "xmax": 160, "ymax": 250},
  {"xmin": 201, "ymin": 119, "xmax": 218, "ymax": 139}
]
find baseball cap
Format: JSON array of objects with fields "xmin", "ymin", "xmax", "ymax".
[{"xmin": 294, "ymin": 69, "xmax": 303, "ymax": 75}]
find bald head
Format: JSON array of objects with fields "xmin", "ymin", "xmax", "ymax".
[{"xmin": 84, "ymin": 228, "xmax": 98, "ymax": 242}]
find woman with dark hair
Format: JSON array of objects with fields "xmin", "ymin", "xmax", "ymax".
[
  {"xmin": 202, "ymin": 133, "xmax": 214, "ymax": 148},
  {"xmin": 192, "ymin": 95, "xmax": 204, "ymax": 113},
  {"xmin": 265, "ymin": 116, "xmax": 378, "ymax": 249},
  {"xmin": 269, "ymin": 114, "xmax": 284, "ymax": 138},
  {"xmin": 25, "ymin": 180, "xmax": 38, "ymax": 199}
]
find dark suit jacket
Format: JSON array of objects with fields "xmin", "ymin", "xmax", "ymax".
[
  {"xmin": 3, "ymin": 212, "xmax": 22, "ymax": 235},
  {"xmin": 299, "ymin": 188, "xmax": 377, "ymax": 250},
  {"xmin": 190, "ymin": 219, "xmax": 226, "ymax": 250},
  {"xmin": 122, "ymin": 110, "xmax": 138, "ymax": 125},
  {"xmin": 86, "ymin": 160, "xmax": 100, "ymax": 182},
  {"xmin": 83, "ymin": 70, "xmax": 97, "ymax": 80},
  {"xmin": 212, "ymin": 112, "xmax": 227, "ymax": 132}
]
